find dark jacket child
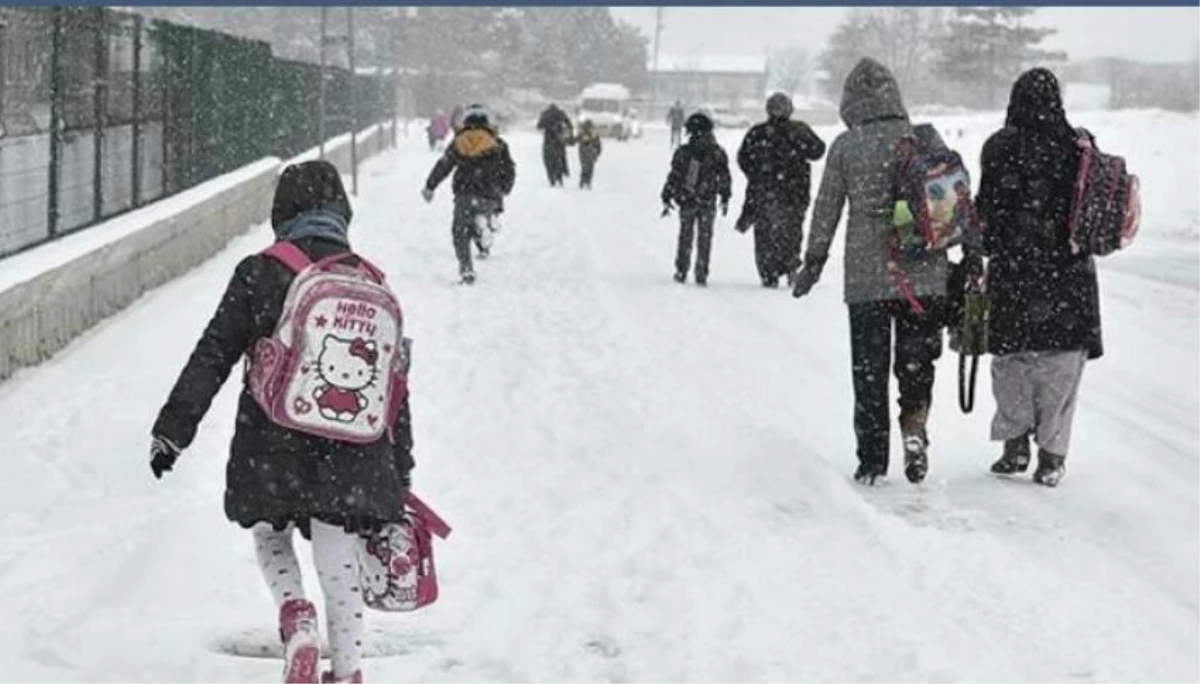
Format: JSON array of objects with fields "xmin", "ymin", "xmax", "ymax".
[
  {"xmin": 576, "ymin": 120, "xmax": 603, "ymax": 189},
  {"xmin": 660, "ymin": 112, "xmax": 732, "ymax": 287},
  {"xmin": 150, "ymin": 160, "xmax": 415, "ymax": 683},
  {"xmin": 976, "ymin": 68, "xmax": 1102, "ymax": 488},
  {"xmin": 423, "ymin": 105, "xmax": 517, "ymax": 284},
  {"xmin": 737, "ymin": 92, "xmax": 826, "ymax": 287}
]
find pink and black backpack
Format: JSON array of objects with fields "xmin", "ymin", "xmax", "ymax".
[
  {"xmin": 1068, "ymin": 130, "xmax": 1140, "ymax": 257},
  {"xmin": 247, "ymin": 242, "xmax": 410, "ymax": 444}
]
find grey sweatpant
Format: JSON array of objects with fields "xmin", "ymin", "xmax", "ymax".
[{"xmin": 990, "ymin": 350, "xmax": 1087, "ymax": 456}]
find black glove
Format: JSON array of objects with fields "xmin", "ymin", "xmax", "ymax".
[
  {"xmin": 150, "ymin": 435, "xmax": 181, "ymax": 480},
  {"xmin": 720, "ymin": 199, "xmax": 729, "ymax": 217},
  {"xmin": 660, "ymin": 199, "xmax": 674, "ymax": 217},
  {"xmin": 791, "ymin": 255, "xmax": 826, "ymax": 299}
]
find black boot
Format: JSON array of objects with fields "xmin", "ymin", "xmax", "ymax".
[
  {"xmin": 900, "ymin": 405, "xmax": 929, "ymax": 484},
  {"xmin": 990, "ymin": 434, "xmax": 1032, "ymax": 475},
  {"xmin": 854, "ymin": 461, "xmax": 887, "ymax": 486},
  {"xmin": 1033, "ymin": 449, "xmax": 1066, "ymax": 487}
]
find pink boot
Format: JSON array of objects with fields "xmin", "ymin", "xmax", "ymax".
[
  {"xmin": 279, "ymin": 599, "xmax": 320, "ymax": 684},
  {"xmin": 321, "ymin": 670, "xmax": 363, "ymax": 683}
]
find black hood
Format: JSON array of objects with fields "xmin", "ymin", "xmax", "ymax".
[
  {"xmin": 271, "ymin": 160, "xmax": 353, "ymax": 229},
  {"xmin": 1005, "ymin": 68, "xmax": 1074, "ymax": 139}
]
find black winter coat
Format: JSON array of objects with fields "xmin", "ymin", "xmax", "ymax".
[
  {"xmin": 577, "ymin": 132, "xmax": 602, "ymax": 166},
  {"xmin": 661, "ymin": 134, "xmax": 732, "ymax": 209},
  {"xmin": 976, "ymin": 68, "xmax": 1103, "ymax": 360},
  {"xmin": 153, "ymin": 236, "xmax": 414, "ymax": 532},
  {"xmin": 425, "ymin": 124, "xmax": 516, "ymax": 202},
  {"xmin": 737, "ymin": 117, "xmax": 826, "ymax": 208}
]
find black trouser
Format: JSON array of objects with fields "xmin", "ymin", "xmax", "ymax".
[
  {"xmin": 848, "ymin": 297, "xmax": 945, "ymax": 470},
  {"xmin": 452, "ymin": 196, "xmax": 496, "ymax": 274},
  {"xmin": 675, "ymin": 205, "xmax": 716, "ymax": 280},
  {"xmin": 580, "ymin": 159, "xmax": 596, "ymax": 188},
  {"xmin": 753, "ymin": 201, "xmax": 807, "ymax": 281}
]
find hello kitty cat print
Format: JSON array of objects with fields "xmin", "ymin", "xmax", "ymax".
[{"xmin": 249, "ymin": 244, "xmax": 408, "ymax": 444}]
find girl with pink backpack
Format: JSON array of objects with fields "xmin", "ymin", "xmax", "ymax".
[{"xmin": 150, "ymin": 161, "xmax": 415, "ymax": 683}]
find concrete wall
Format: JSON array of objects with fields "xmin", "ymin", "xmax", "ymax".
[{"xmin": 0, "ymin": 123, "xmax": 395, "ymax": 383}]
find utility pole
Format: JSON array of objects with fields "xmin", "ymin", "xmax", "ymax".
[
  {"xmin": 652, "ymin": 7, "xmax": 664, "ymax": 116},
  {"xmin": 318, "ymin": 6, "xmax": 327, "ymax": 159}
]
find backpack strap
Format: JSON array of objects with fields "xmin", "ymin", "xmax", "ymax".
[
  {"xmin": 262, "ymin": 241, "xmax": 313, "ymax": 273},
  {"xmin": 307, "ymin": 252, "xmax": 386, "ymax": 284},
  {"xmin": 405, "ymin": 491, "xmax": 452, "ymax": 539}
]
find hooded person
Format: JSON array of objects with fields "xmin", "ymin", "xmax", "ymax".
[
  {"xmin": 660, "ymin": 111, "xmax": 732, "ymax": 286},
  {"xmin": 975, "ymin": 67, "xmax": 1101, "ymax": 487},
  {"xmin": 423, "ymin": 104, "xmax": 517, "ymax": 284},
  {"xmin": 537, "ymin": 103, "xmax": 574, "ymax": 186},
  {"xmin": 736, "ymin": 91, "xmax": 827, "ymax": 287},
  {"xmin": 151, "ymin": 159, "xmax": 415, "ymax": 683},
  {"xmin": 791, "ymin": 58, "xmax": 945, "ymax": 486}
]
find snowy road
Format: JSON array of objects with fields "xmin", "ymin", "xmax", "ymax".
[{"xmin": 0, "ymin": 113, "xmax": 1196, "ymax": 682}]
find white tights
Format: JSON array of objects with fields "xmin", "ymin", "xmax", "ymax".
[{"xmin": 253, "ymin": 520, "xmax": 365, "ymax": 680}]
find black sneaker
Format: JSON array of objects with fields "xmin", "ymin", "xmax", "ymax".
[
  {"xmin": 695, "ymin": 275, "xmax": 708, "ymax": 287},
  {"xmin": 761, "ymin": 276, "xmax": 779, "ymax": 288},
  {"xmin": 853, "ymin": 462, "xmax": 887, "ymax": 486},
  {"xmin": 460, "ymin": 271, "xmax": 476, "ymax": 285},
  {"xmin": 673, "ymin": 271, "xmax": 686, "ymax": 284},
  {"xmin": 1032, "ymin": 450, "xmax": 1066, "ymax": 487},
  {"xmin": 990, "ymin": 435, "xmax": 1032, "ymax": 475}
]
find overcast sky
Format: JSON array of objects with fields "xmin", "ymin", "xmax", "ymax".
[{"xmin": 610, "ymin": 7, "xmax": 1200, "ymax": 64}]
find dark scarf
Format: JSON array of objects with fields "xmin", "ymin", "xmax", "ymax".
[{"xmin": 273, "ymin": 209, "xmax": 349, "ymax": 246}]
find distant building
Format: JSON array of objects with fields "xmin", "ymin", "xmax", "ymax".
[{"xmin": 647, "ymin": 54, "xmax": 768, "ymax": 115}]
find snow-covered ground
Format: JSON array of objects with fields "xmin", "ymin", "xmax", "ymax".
[{"xmin": 0, "ymin": 110, "xmax": 1195, "ymax": 683}]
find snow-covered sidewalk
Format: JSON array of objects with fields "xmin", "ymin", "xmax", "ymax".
[{"xmin": 0, "ymin": 113, "xmax": 1195, "ymax": 682}]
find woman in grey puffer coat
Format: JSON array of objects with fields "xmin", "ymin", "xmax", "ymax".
[{"xmin": 791, "ymin": 58, "xmax": 950, "ymax": 486}]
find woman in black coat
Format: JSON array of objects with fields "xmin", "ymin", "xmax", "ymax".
[
  {"xmin": 150, "ymin": 160, "xmax": 413, "ymax": 682},
  {"xmin": 976, "ymin": 68, "xmax": 1102, "ymax": 487}
]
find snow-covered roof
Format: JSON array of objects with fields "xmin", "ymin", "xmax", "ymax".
[
  {"xmin": 651, "ymin": 55, "xmax": 768, "ymax": 75},
  {"xmin": 580, "ymin": 83, "xmax": 632, "ymax": 100}
]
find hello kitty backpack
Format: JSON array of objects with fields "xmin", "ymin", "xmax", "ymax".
[
  {"xmin": 247, "ymin": 242, "xmax": 409, "ymax": 444},
  {"xmin": 358, "ymin": 491, "xmax": 452, "ymax": 612}
]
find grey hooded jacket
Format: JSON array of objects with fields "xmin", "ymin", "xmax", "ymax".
[{"xmin": 805, "ymin": 58, "xmax": 949, "ymax": 304}]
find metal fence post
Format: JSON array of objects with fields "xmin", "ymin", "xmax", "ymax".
[
  {"xmin": 131, "ymin": 15, "xmax": 142, "ymax": 207},
  {"xmin": 347, "ymin": 7, "xmax": 357, "ymax": 195},
  {"xmin": 93, "ymin": 7, "xmax": 107, "ymax": 223},
  {"xmin": 318, "ymin": 7, "xmax": 327, "ymax": 159},
  {"xmin": 47, "ymin": 8, "xmax": 64, "ymax": 238}
]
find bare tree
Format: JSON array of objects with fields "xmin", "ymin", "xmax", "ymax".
[
  {"xmin": 818, "ymin": 8, "xmax": 945, "ymax": 104},
  {"xmin": 768, "ymin": 46, "xmax": 811, "ymax": 96}
]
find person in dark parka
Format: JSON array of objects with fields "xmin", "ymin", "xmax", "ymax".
[
  {"xmin": 976, "ymin": 67, "xmax": 1102, "ymax": 487},
  {"xmin": 661, "ymin": 111, "xmax": 732, "ymax": 286},
  {"xmin": 576, "ymin": 119, "xmax": 603, "ymax": 189},
  {"xmin": 537, "ymin": 103, "xmax": 574, "ymax": 187},
  {"xmin": 150, "ymin": 160, "xmax": 413, "ymax": 682},
  {"xmin": 423, "ymin": 105, "xmax": 517, "ymax": 284},
  {"xmin": 737, "ymin": 92, "xmax": 826, "ymax": 287}
]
